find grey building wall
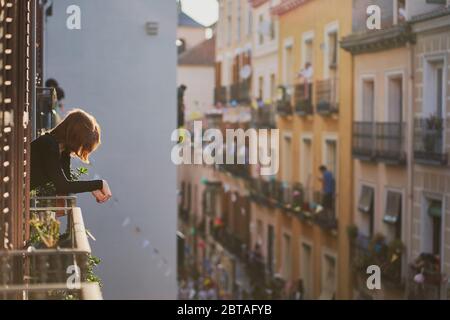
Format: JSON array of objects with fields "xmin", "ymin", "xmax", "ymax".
[{"xmin": 45, "ymin": 0, "xmax": 177, "ymax": 299}]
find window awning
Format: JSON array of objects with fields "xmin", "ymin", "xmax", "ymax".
[
  {"xmin": 383, "ymin": 191, "xmax": 402, "ymax": 224},
  {"xmin": 428, "ymin": 200, "xmax": 442, "ymax": 218},
  {"xmin": 358, "ymin": 186, "xmax": 374, "ymax": 213}
]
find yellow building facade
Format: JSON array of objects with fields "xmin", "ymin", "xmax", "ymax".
[{"xmin": 273, "ymin": 0, "xmax": 353, "ymax": 299}]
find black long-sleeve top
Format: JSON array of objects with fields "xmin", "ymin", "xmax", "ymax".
[{"xmin": 31, "ymin": 133, "xmax": 103, "ymax": 194}]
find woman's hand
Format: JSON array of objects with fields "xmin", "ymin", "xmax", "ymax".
[
  {"xmin": 92, "ymin": 180, "xmax": 112, "ymax": 203},
  {"xmin": 101, "ymin": 180, "xmax": 112, "ymax": 200}
]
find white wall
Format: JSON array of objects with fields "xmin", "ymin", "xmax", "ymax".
[
  {"xmin": 178, "ymin": 65, "xmax": 214, "ymax": 118},
  {"xmin": 45, "ymin": 0, "xmax": 177, "ymax": 299}
]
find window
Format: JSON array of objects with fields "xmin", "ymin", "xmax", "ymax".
[
  {"xmin": 304, "ymin": 38, "xmax": 313, "ymax": 66},
  {"xmin": 384, "ymin": 190, "xmax": 402, "ymax": 239},
  {"xmin": 387, "ymin": 75, "xmax": 403, "ymax": 122},
  {"xmin": 258, "ymin": 14, "xmax": 264, "ymax": 45},
  {"xmin": 301, "ymin": 137, "xmax": 313, "ymax": 193},
  {"xmin": 325, "ymin": 139, "xmax": 337, "ymax": 176},
  {"xmin": 394, "ymin": 0, "xmax": 406, "ymax": 24},
  {"xmin": 427, "ymin": 199, "xmax": 442, "ymax": 256},
  {"xmin": 300, "ymin": 243, "xmax": 313, "ymax": 299},
  {"xmin": 246, "ymin": 3, "xmax": 252, "ymax": 36},
  {"xmin": 270, "ymin": 19, "xmax": 275, "ymax": 40},
  {"xmin": 258, "ymin": 76, "xmax": 264, "ymax": 101},
  {"xmin": 358, "ymin": 185, "xmax": 374, "ymax": 236},
  {"xmin": 424, "ymin": 59, "xmax": 445, "ymax": 118},
  {"xmin": 237, "ymin": 1, "xmax": 241, "ymax": 42},
  {"xmin": 284, "ymin": 44, "xmax": 293, "ymax": 86},
  {"xmin": 282, "ymin": 134, "xmax": 293, "ymax": 182},
  {"xmin": 320, "ymin": 254, "xmax": 336, "ymax": 300},
  {"xmin": 283, "ymin": 234, "xmax": 292, "ymax": 281},
  {"xmin": 362, "ymin": 79, "xmax": 375, "ymax": 122},
  {"xmin": 328, "ymin": 31, "xmax": 338, "ymax": 69},
  {"xmin": 270, "ymin": 73, "xmax": 276, "ymax": 101},
  {"xmin": 267, "ymin": 225, "xmax": 275, "ymax": 275},
  {"xmin": 227, "ymin": 1, "xmax": 232, "ymax": 45}
]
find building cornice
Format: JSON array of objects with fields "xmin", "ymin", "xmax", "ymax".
[
  {"xmin": 340, "ymin": 24, "xmax": 415, "ymax": 55},
  {"xmin": 271, "ymin": 0, "xmax": 312, "ymax": 16}
]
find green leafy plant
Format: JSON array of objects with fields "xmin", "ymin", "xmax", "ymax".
[
  {"xmin": 29, "ymin": 214, "xmax": 60, "ymax": 248},
  {"xmin": 86, "ymin": 254, "xmax": 102, "ymax": 287}
]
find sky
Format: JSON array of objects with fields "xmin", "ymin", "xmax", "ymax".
[{"xmin": 181, "ymin": 0, "xmax": 219, "ymax": 27}]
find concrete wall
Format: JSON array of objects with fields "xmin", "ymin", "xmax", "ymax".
[
  {"xmin": 45, "ymin": 0, "xmax": 177, "ymax": 299},
  {"xmin": 177, "ymin": 65, "xmax": 215, "ymax": 118}
]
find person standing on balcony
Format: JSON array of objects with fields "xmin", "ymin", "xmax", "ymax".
[
  {"xmin": 31, "ymin": 109, "xmax": 112, "ymax": 203},
  {"xmin": 297, "ymin": 62, "xmax": 313, "ymax": 101},
  {"xmin": 319, "ymin": 165, "xmax": 335, "ymax": 214}
]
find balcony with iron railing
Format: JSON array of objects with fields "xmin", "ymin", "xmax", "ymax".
[
  {"xmin": 407, "ymin": 253, "xmax": 447, "ymax": 300},
  {"xmin": 276, "ymin": 85, "xmax": 293, "ymax": 116},
  {"xmin": 251, "ymin": 104, "xmax": 277, "ymax": 129},
  {"xmin": 294, "ymin": 82, "xmax": 313, "ymax": 116},
  {"xmin": 214, "ymin": 86, "xmax": 228, "ymax": 105},
  {"xmin": 414, "ymin": 117, "xmax": 448, "ymax": 166},
  {"xmin": 315, "ymin": 78, "xmax": 339, "ymax": 116},
  {"xmin": 350, "ymin": 233, "xmax": 404, "ymax": 291},
  {"xmin": 0, "ymin": 197, "xmax": 102, "ymax": 300},
  {"xmin": 353, "ymin": 122, "xmax": 406, "ymax": 164},
  {"xmin": 229, "ymin": 81, "xmax": 251, "ymax": 105}
]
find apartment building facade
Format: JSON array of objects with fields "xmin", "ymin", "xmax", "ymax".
[
  {"xmin": 341, "ymin": 0, "xmax": 450, "ymax": 300},
  {"xmin": 272, "ymin": 0, "xmax": 353, "ymax": 299},
  {"xmin": 410, "ymin": 4, "xmax": 450, "ymax": 300}
]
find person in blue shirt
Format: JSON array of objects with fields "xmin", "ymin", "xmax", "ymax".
[{"xmin": 319, "ymin": 165, "xmax": 335, "ymax": 211}]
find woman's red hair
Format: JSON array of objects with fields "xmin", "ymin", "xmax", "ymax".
[{"xmin": 50, "ymin": 109, "xmax": 101, "ymax": 163}]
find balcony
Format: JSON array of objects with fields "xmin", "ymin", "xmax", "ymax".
[
  {"xmin": 312, "ymin": 192, "xmax": 338, "ymax": 232},
  {"xmin": 229, "ymin": 81, "xmax": 251, "ymax": 105},
  {"xmin": 294, "ymin": 83, "xmax": 313, "ymax": 116},
  {"xmin": 276, "ymin": 85, "xmax": 293, "ymax": 116},
  {"xmin": 414, "ymin": 117, "xmax": 448, "ymax": 166},
  {"xmin": 214, "ymin": 86, "xmax": 228, "ymax": 105},
  {"xmin": 353, "ymin": 122, "xmax": 406, "ymax": 164},
  {"xmin": 0, "ymin": 197, "xmax": 102, "ymax": 300},
  {"xmin": 251, "ymin": 104, "xmax": 276, "ymax": 129},
  {"xmin": 351, "ymin": 233, "xmax": 404, "ymax": 290},
  {"xmin": 315, "ymin": 78, "xmax": 339, "ymax": 116},
  {"xmin": 407, "ymin": 253, "xmax": 447, "ymax": 300}
]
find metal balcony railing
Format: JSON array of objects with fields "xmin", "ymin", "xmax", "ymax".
[
  {"xmin": 294, "ymin": 83, "xmax": 313, "ymax": 116},
  {"xmin": 376, "ymin": 122, "xmax": 406, "ymax": 164},
  {"xmin": 0, "ymin": 199, "xmax": 102, "ymax": 300},
  {"xmin": 353, "ymin": 122, "xmax": 406, "ymax": 164},
  {"xmin": 353, "ymin": 122, "xmax": 376, "ymax": 160},
  {"xmin": 312, "ymin": 192, "xmax": 338, "ymax": 231},
  {"xmin": 276, "ymin": 86, "xmax": 293, "ymax": 116},
  {"xmin": 214, "ymin": 86, "xmax": 228, "ymax": 105},
  {"xmin": 251, "ymin": 104, "xmax": 276, "ymax": 129},
  {"xmin": 316, "ymin": 78, "xmax": 339, "ymax": 116},
  {"xmin": 414, "ymin": 117, "xmax": 448, "ymax": 166}
]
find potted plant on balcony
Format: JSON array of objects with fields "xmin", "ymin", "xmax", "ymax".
[{"xmin": 423, "ymin": 114, "xmax": 443, "ymax": 153}]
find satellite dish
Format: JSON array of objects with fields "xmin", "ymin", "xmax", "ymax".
[{"xmin": 240, "ymin": 65, "xmax": 252, "ymax": 80}]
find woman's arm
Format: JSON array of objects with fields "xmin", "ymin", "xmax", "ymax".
[{"xmin": 43, "ymin": 143, "xmax": 103, "ymax": 194}]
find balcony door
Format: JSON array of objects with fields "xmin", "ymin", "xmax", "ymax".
[
  {"xmin": 387, "ymin": 76, "xmax": 403, "ymax": 123},
  {"xmin": 362, "ymin": 79, "xmax": 375, "ymax": 122},
  {"xmin": 282, "ymin": 134, "xmax": 293, "ymax": 183},
  {"xmin": 301, "ymin": 242, "xmax": 313, "ymax": 299},
  {"xmin": 424, "ymin": 59, "xmax": 445, "ymax": 119}
]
